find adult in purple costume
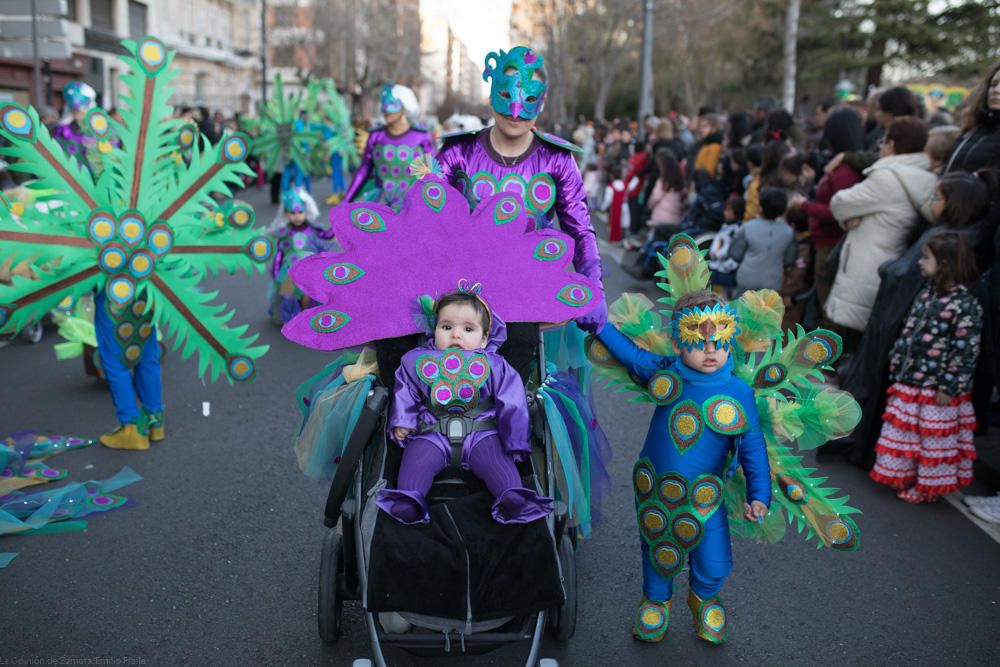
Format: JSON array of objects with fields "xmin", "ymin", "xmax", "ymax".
[
  {"xmin": 343, "ymin": 83, "xmax": 435, "ymax": 210},
  {"xmin": 375, "ymin": 291, "xmax": 554, "ymax": 525},
  {"xmin": 52, "ymin": 81, "xmax": 97, "ymax": 168},
  {"xmin": 436, "ymin": 46, "xmax": 606, "ymax": 334}
]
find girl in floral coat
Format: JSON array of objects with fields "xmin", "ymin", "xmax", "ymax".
[{"xmin": 870, "ymin": 232, "xmax": 983, "ymax": 503}]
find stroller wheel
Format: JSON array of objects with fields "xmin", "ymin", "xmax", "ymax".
[
  {"xmin": 318, "ymin": 529, "xmax": 345, "ymax": 643},
  {"xmin": 23, "ymin": 321, "xmax": 43, "ymax": 344},
  {"xmin": 549, "ymin": 532, "xmax": 577, "ymax": 641}
]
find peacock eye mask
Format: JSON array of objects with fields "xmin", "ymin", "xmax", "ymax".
[
  {"xmin": 672, "ymin": 304, "xmax": 740, "ymax": 351},
  {"xmin": 483, "ymin": 46, "xmax": 547, "ymax": 120},
  {"xmin": 381, "ymin": 83, "xmax": 402, "ymax": 114}
]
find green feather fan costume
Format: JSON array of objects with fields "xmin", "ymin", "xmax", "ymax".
[
  {"xmin": 588, "ymin": 235, "xmax": 863, "ymax": 550},
  {"xmin": 0, "ymin": 36, "xmax": 273, "ymax": 383}
]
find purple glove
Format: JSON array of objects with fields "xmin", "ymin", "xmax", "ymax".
[{"xmin": 575, "ymin": 298, "xmax": 607, "ymax": 334}]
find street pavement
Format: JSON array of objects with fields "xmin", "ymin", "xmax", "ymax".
[{"xmin": 2, "ymin": 181, "xmax": 999, "ymax": 667}]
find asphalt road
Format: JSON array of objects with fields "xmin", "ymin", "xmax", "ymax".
[{"xmin": 2, "ymin": 181, "xmax": 999, "ymax": 667}]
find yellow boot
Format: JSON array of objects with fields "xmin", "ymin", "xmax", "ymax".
[
  {"xmin": 141, "ymin": 410, "xmax": 165, "ymax": 442},
  {"xmin": 687, "ymin": 590, "xmax": 728, "ymax": 644},
  {"xmin": 99, "ymin": 424, "xmax": 149, "ymax": 451},
  {"xmin": 632, "ymin": 596, "xmax": 671, "ymax": 642}
]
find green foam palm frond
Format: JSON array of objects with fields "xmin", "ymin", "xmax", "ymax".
[
  {"xmin": 107, "ymin": 39, "xmax": 182, "ymax": 210},
  {"xmin": 0, "ymin": 261, "xmax": 103, "ymax": 334},
  {"xmin": 0, "ymin": 205, "xmax": 95, "ymax": 268},
  {"xmin": 167, "ymin": 225, "xmax": 272, "ymax": 278},
  {"xmin": 148, "ymin": 132, "xmax": 254, "ymax": 226},
  {"xmin": 0, "ymin": 105, "xmax": 99, "ymax": 214},
  {"xmin": 146, "ymin": 264, "xmax": 268, "ymax": 383}
]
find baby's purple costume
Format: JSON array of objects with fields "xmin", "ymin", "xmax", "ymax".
[{"xmin": 375, "ymin": 312, "xmax": 554, "ymax": 525}]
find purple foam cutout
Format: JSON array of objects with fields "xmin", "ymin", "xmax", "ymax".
[{"xmin": 284, "ymin": 177, "xmax": 604, "ymax": 351}]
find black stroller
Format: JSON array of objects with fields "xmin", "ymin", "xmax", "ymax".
[{"xmin": 316, "ymin": 324, "xmax": 577, "ymax": 667}]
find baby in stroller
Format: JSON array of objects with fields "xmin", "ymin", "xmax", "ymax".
[
  {"xmin": 375, "ymin": 284, "xmax": 554, "ymax": 525},
  {"xmin": 281, "ymin": 176, "xmax": 607, "ymax": 663}
]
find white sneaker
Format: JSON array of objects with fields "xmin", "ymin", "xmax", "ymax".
[
  {"xmin": 962, "ymin": 493, "xmax": 1000, "ymax": 507},
  {"xmin": 970, "ymin": 503, "xmax": 1000, "ymax": 524}
]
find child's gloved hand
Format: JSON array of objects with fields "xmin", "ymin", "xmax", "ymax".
[
  {"xmin": 744, "ymin": 500, "xmax": 768, "ymax": 523},
  {"xmin": 393, "ymin": 427, "xmax": 413, "ymax": 442}
]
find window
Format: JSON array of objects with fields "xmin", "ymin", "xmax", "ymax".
[
  {"xmin": 275, "ymin": 7, "xmax": 294, "ymax": 28},
  {"xmin": 91, "ymin": 0, "xmax": 114, "ymax": 32},
  {"xmin": 194, "ymin": 72, "xmax": 209, "ymax": 104},
  {"xmin": 65, "ymin": 0, "xmax": 77, "ymax": 21},
  {"xmin": 128, "ymin": 2, "xmax": 147, "ymax": 41}
]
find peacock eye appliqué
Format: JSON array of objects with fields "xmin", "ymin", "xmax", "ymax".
[
  {"xmin": 556, "ymin": 283, "xmax": 592, "ymax": 307},
  {"xmin": 534, "ymin": 238, "xmax": 566, "ymax": 261},
  {"xmin": 351, "ymin": 208, "xmax": 386, "ymax": 233},
  {"xmin": 324, "ymin": 263, "xmax": 365, "ymax": 285}
]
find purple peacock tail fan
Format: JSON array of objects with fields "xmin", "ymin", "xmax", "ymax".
[{"xmin": 281, "ymin": 176, "xmax": 605, "ymax": 351}]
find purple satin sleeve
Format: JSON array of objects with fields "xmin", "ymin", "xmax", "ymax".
[
  {"xmin": 388, "ymin": 360, "xmax": 425, "ymax": 445},
  {"xmin": 271, "ymin": 247, "xmax": 283, "ymax": 279},
  {"xmin": 435, "ymin": 138, "xmax": 466, "ymax": 184},
  {"xmin": 488, "ymin": 355, "xmax": 531, "ymax": 461},
  {"xmin": 421, "ymin": 133, "xmax": 437, "ymax": 160},
  {"xmin": 344, "ymin": 130, "xmax": 378, "ymax": 202},
  {"xmin": 550, "ymin": 153, "xmax": 602, "ymax": 283}
]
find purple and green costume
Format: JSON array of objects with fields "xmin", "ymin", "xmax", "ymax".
[
  {"xmin": 375, "ymin": 313, "xmax": 554, "ymax": 525},
  {"xmin": 436, "ymin": 129, "xmax": 601, "ymax": 288},
  {"xmin": 343, "ymin": 126, "xmax": 435, "ymax": 210}
]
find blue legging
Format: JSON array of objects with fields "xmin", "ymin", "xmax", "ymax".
[
  {"xmin": 640, "ymin": 509, "xmax": 733, "ymax": 601},
  {"xmin": 94, "ymin": 292, "xmax": 163, "ymax": 425},
  {"xmin": 330, "ymin": 153, "xmax": 345, "ymax": 194},
  {"xmin": 281, "ymin": 161, "xmax": 311, "ymax": 194}
]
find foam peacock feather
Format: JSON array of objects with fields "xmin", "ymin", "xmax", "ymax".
[
  {"xmin": 240, "ymin": 73, "xmax": 325, "ymax": 178},
  {"xmin": 587, "ymin": 234, "xmax": 863, "ymax": 551},
  {"xmin": 0, "ymin": 36, "xmax": 273, "ymax": 383},
  {"xmin": 281, "ymin": 175, "xmax": 604, "ymax": 351}
]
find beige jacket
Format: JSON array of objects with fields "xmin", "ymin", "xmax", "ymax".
[{"xmin": 826, "ymin": 152, "xmax": 936, "ymax": 331}]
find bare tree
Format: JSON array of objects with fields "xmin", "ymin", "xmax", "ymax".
[{"xmin": 782, "ymin": 0, "xmax": 801, "ymax": 112}]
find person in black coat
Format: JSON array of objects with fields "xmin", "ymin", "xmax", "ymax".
[
  {"xmin": 944, "ymin": 61, "xmax": 1000, "ymax": 174},
  {"xmin": 823, "ymin": 171, "xmax": 995, "ymax": 466}
]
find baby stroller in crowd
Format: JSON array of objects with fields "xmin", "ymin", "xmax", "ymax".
[
  {"xmin": 282, "ymin": 177, "xmax": 609, "ymax": 667},
  {"xmin": 314, "ymin": 330, "xmax": 574, "ymax": 667}
]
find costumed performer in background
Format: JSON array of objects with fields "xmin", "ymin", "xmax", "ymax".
[
  {"xmin": 52, "ymin": 81, "xmax": 98, "ymax": 169},
  {"xmin": 342, "ymin": 83, "xmax": 435, "ymax": 210},
  {"xmin": 0, "ymin": 36, "xmax": 274, "ymax": 451},
  {"xmin": 268, "ymin": 187, "xmax": 328, "ymax": 325}
]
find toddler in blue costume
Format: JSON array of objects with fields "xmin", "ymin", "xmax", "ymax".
[{"xmin": 596, "ymin": 289, "xmax": 771, "ymax": 644}]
